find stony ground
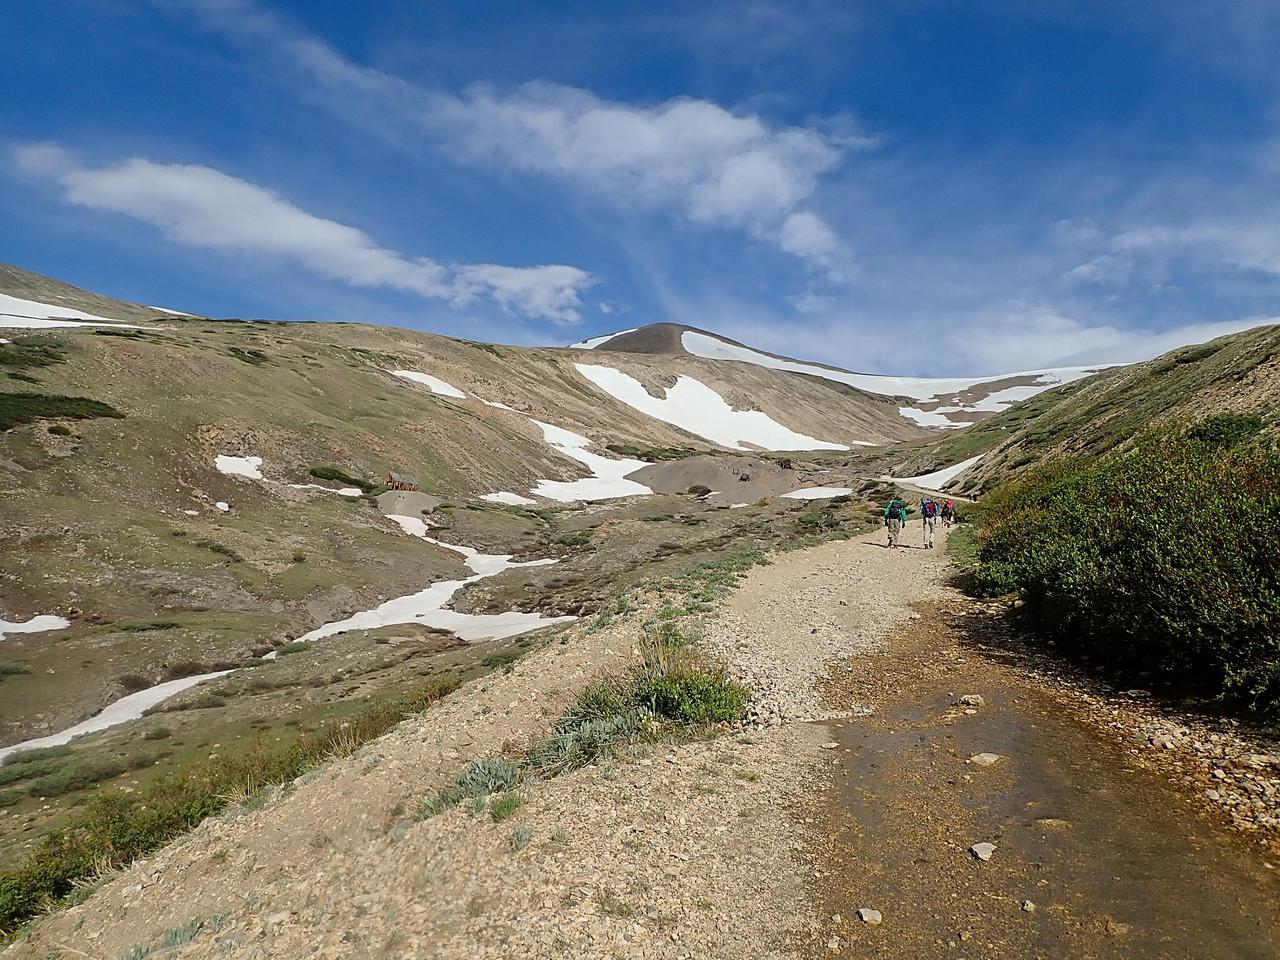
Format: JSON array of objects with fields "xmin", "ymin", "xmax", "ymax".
[{"xmin": 11, "ymin": 525, "xmax": 1280, "ymax": 959}]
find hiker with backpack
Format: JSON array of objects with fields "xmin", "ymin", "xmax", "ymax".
[
  {"xmin": 883, "ymin": 495, "xmax": 907, "ymax": 548},
  {"xmin": 920, "ymin": 497, "xmax": 938, "ymax": 549},
  {"xmin": 941, "ymin": 500, "xmax": 955, "ymax": 527}
]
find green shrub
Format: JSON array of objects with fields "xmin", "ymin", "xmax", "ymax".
[
  {"xmin": 1186, "ymin": 412, "xmax": 1264, "ymax": 448},
  {"xmin": 308, "ymin": 465, "xmax": 376, "ymax": 493},
  {"xmin": 970, "ymin": 425, "xmax": 1280, "ymax": 714},
  {"xmin": 46, "ymin": 424, "xmax": 72, "ymax": 436},
  {"xmin": 630, "ymin": 669, "xmax": 748, "ymax": 725},
  {"xmin": 419, "ymin": 757, "xmax": 522, "ymax": 818},
  {"xmin": 0, "ymin": 661, "xmax": 32, "ymax": 678},
  {"xmin": 0, "ymin": 392, "xmax": 124, "ymax": 430},
  {"xmin": 553, "ymin": 529, "xmax": 592, "ymax": 548},
  {"xmin": 687, "ymin": 484, "xmax": 711, "ymax": 497}
]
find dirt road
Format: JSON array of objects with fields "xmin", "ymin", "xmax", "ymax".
[{"xmin": 10, "ymin": 526, "xmax": 1280, "ymax": 958}]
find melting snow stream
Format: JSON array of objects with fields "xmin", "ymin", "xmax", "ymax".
[{"xmin": 0, "ymin": 534, "xmax": 575, "ymax": 762}]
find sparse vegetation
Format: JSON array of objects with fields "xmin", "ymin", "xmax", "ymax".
[
  {"xmin": 0, "ymin": 661, "xmax": 32, "ymax": 679},
  {"xmin": 0, "ymin": 675, "xmax": 463, "ymax": 935},
  {"xmin": 489, "ymin": 792, "xmax": 524, "ymax": 822}
]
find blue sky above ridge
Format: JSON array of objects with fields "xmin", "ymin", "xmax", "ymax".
[{"xmin": 4, "ymin": 0, "xmax": 1280, "ymax": 375}]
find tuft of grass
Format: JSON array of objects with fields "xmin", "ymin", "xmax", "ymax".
[
  {"xmin": 142, "ymin": 726, "xmax": 172, "ymax": 741},
  {"xmin": 192, "ymin": 538, "xmax": 243, "ymax": 563},
  {"xmin": 46, "ymin": 423, "xmax": 72, "ymax": 436},
  {"xmin": 488, "ymin": 792, "xmax": 524, "ymax": 822},
  {"xmin": 686, "ymin": 484, "xmax": 712, "ymax": 497},
  {"xmin": 0, "ymin": 661, "xmax": 33, "ymax": 679},
  {"xmin": 272, "ymin": 641, "xmax": 312, "ymax": 656}
]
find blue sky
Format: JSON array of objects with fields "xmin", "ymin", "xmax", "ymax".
[{"xmin": 4, "ymin": 0, "xmax": 1280, "ymax": 374}]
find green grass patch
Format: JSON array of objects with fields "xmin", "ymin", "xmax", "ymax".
[
  {"xmin": 0, "ymin": 340, "xmax": 66, "ymax": 371},
  {"xmin": 0, "ymin": 662, "xmax": 32, "ymax": 679},
  {"xmin": 488, "ymin": 792, "xmax": 524, "ymax": 822},
  {"xmin": 0, "ymin": 392, "xmax": 124, "ymax": 430},
  {"xmin": 605, "ymin": 442, "xmax": 694, "ymax": 461}
]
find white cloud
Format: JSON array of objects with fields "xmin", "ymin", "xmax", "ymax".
[
  {"xmin": 15, "ymin": 144, "xmax": 593, "ymax": 323},
  {"xmin": 175, "ymin": 0, "xmax": 860, "ymax": 270},
  {"xmin": 943, "ymin": 305, "xmax": 1270, "ymax": 372},
  {"xmin": 1115, "ymin": 221, "xmax": 1280, "ymax": 276}
]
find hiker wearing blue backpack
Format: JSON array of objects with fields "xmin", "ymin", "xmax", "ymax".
[
  {"xmin": 920, "ymin": 497, "xmax": 938, "ymax": 549},
  {"xmin": 883, "ymin": 495, "xmax": 908, "ymax": 548}
]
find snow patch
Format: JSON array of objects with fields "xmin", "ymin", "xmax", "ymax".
[
  {"xmin": 0, "ymin": 669, "xmax": 234, "ymax": 763},
  {"xmin": 214, "ymin": 454, "xmax": 264, "ymax": 480},
  {"xmin": 483, "ymin": 491, "xmax": 537, "ymax": 506},
  {"xmin": 574, "ymin": 363, "xmax": 848, "ymax": 452},
  {"xmin": 481, "ymin": 399, "xmax": 518, "ymax": 411},
  {"xmin": 147, "ymin": 305, "xmax": 195, "ymax": 317},
  {"xmin": 568, "ymin": 328, "xmax": 638, "ymax": 349},
  {"xmin": 891, "ymin": 454, "xmax": 985, "ymax": 490},
  {"xmin": 782, "ymin": 486, "xmax": 854, "ymax": 500},
  {"xmin": 391, "ymin": 369, "xmax": 467, "ymax": 398},
  {"xmin": 288, "ymin": 483, "xmax": 362, "ymax": 497},
  {"xmin": 292, "ymin": 536, "xmax": 572, "ymax": 645},
  {"xmin": 529, "ymin": 420, "xmax": 652, "ymax": 501},
  {"xmin": 387, "ymin": 514, "xmax": 434, "ymax": 539},
  {"xmin": 0, "ymin": 614, "xmax": 71, "ymax": 642}
]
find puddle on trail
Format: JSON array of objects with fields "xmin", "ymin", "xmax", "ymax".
[{"xmin": 822, "ymin": 672, "xmax": 1280, "ymax": 959}]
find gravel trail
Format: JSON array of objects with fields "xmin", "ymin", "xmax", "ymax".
[{"xmin": 10, "ymin": 529, "xmax": 951, "ymax": 959}]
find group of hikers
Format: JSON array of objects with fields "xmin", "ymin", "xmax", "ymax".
[{"xmin": 882, "ymin": 494, "xmax": 955, "ymax": 549}]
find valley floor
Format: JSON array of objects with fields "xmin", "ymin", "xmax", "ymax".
[{"xmin": 9, "ymin": 529, "xmax": 1280, "ymax": 959}]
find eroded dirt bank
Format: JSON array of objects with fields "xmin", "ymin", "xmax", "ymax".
[{"xmin": 9, "ymin": 528, "xmax": 1280, "ymax": 959}]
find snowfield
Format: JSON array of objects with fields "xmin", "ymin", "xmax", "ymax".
[
  {"xmin": 574, "ymin": 363, "xmax": 848, "ymax": 452},
  {"xmin": 568, "ymin": 328, "xmax": 638, "ymax": 349},
  {"xmin": 0, "ymin": 292, "xmax": 143, "ymax": 329},
  {"xmin": 891, "ymin": 454, "xmax": 985, "ymax": 490},
  {"xmin": 391, "ymin": 369, "xmax": 467, "ymax": 398},
  {"xmin": 288, "ymin": 483, "xmax": 362, "ymax": 497},
  {"xmin": 215, "ymin": 454, "xmax": 264, "ymax": 480},
  {"xmin": 678, "ymin": 331, "xmax": 1103, "ymax": 426},
  {"xmin": 0, "ymin": 613, "xmax": 71, "ymax": 642},
  {"xmin": 2, "ymin": 530, "xmax": 574, "ymax": 758}
]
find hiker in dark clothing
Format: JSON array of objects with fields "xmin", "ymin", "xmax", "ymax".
[
  {"xmin": 941, "ymin": 500, "xmax": 956, "ymax": 527},
  {"xmin": 883, "ymin": 496, "xmax": 907, "ymax": 548},
  {"xmin": 920, "ymin": 497, "xmax": 938, "ymax": 549}
]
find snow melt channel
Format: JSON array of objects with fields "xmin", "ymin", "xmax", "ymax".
[
  {"xmin": 0, "ymin": 669, "xmax": 234, "ymax": 763},
  {"xmin": 291, "ymin": 520, "xmax": 576, "ymax": 644},
  {"xmin": 1, "ymin": 532, "xmax": 575, "ymax": 759}
]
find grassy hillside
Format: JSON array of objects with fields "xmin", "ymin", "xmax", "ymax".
[{"xmin": 869, "ymin": 324, "xmax": 1280, "ymax": 494}]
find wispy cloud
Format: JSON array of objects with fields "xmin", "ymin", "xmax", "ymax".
[
  {"xmin": 170, "ymin": 0, "xmax": 866, "ymax": 273},
  {"xmin": 15, "ymin": 144, "xmax": 594, "ymax": 323}
]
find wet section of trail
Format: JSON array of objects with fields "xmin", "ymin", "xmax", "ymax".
[{"xmin": 813, "ymin": 598, "xmax": 1280, "ymax": 959}]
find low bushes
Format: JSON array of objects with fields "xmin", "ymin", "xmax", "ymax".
[
  {"xmin": 969, "ymin": 417, "xmax": 1280, "ymax": 715},
  {"xmin": 308, "ymin": 465, "xmax": 376, "ymax": 493},
  {"xmin": 0, "ymin": 392, "xmax": 124, "ymax": 430}
]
